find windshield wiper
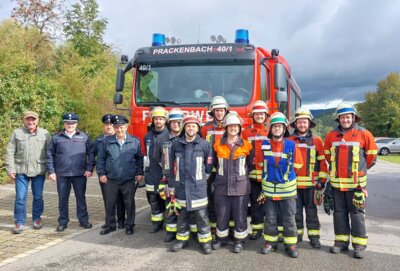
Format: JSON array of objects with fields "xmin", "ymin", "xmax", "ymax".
[{"xmin": 139, "ymin": 101, "xmax": 180, "ymax": 106}]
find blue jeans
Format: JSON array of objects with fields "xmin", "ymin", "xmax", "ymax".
[{"xmin": 14, "ymin": 174, "xmax": 45, "ymax": 225}]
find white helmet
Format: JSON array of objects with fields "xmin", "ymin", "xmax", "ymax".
[
  {"xmin": 335, "ymin": 101, "xmax": 361, "ymax": 122},
  {"xmin": 251, "ymin": 100, "xmax": 269, "ymax": 115},
  {"xmin": 290, "ymin": 107, "xmax": 316, "ymax": 128},
  {"xmin": 208, "ymin": 96, "xmax": 229, "ymax": 117},
  {"xmin": 223, "ymin": 112, "xmax": 243, "ymax": 127},
  {"xmin": 168, "ymin": 108, "xmax": 184, "ymax": 122}
]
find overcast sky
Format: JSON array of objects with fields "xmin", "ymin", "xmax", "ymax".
[{"xmin": 1, "ymin": 0, "xmax": 399, "ymax": 109}]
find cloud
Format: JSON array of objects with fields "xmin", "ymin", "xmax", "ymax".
[{"xmin": 1, "ymin": 0, "xmax": 399, "ymax": 107}]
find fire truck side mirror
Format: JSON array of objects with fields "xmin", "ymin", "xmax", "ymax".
[
  {"xmin": 116, "ymin": 67, "xmax": 125, "ymax": 92},
  {"xmin": 114, "ymin": 92, "xmax": 123, "ymax": 105},
  {"xmin": 274, "ymin": 63, "xmax": 288, "ymax": 103},
  {"xmin": 274, "ymin": 63, "xmax": 286, "ymax": 90}
]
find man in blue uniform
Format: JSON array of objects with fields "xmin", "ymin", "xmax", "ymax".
[
  {"xmin": 94, "ymin": 114, "xmax": 126, "ymax": 229},
  {"xmin": 47, "ymin": 112, "xmax": 94, "ymax": 232},
  {"xmin": 96, "ymin": 115, "xmax": 144, "ymax": 235}
]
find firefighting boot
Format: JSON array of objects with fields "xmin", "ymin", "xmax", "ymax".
[
  {"xmin": 309, "ymin": 237, "xmax": 321, "ymax": 248},
  {"xmin": 297, "ymin": 234, "xmax": 303, "ymax": 243},
  {"xmin": 171, "ymin": 241, "xmax": 188, "ymax": 252},
  {"xmin": 211, "ymin": 238, "xmax": 228, "ymax": 250},
  {"xmin": 233, "ymin": 241, "xmax": 244, "ymax": 253},
  {"xmin": 163, "ymin": 232, "xmax": 176, "ymax": 243},
  {"xmin": 330, "ymin": 241, "xmax": 349, "ymax": 254},
  {"xmin": 249, "ymin": 230, "xmax": 263, "ymax": 240},
  {"xmin": 260, "ymin": 242, "xmax": 278, "ymax": 254},
  {"xmin": 201, "ymin": 243, "xmax": 212, "ymax": 255},
  {"xmin": 285, "ymin": 245, "xmax": 299, "ymax": 258},
  {"xmin": 150, "ymin": 222, "xmax": 163, "ymax": 233},
  {"xmin": 353, "ymin": 245, "xmax": 366, "ymax": 259}
]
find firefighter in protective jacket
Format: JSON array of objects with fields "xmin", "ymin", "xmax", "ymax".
[
  {"xmin": 211, "ymin": 112, "xmax": 253, "ymax": 253},
  {"xmin": 201, "ymin": 96, "xmax": 230, "ymax": 233},
  {"xmin": 259, "ymin": 112, "xmax": 303, "ymax": 258},
  {"xmin": 168, "ymin": 114, "xmax": 213, "ymax": 254},
  {"xmin": 288, "ymin": 107, "xmax": 328, "ymax": 248},
  {"xmin": 324, "ymin": 102, "xmax": 377, "ymax": 259},
  {"xmin": 242, "ymin": 100, "xmax": 270, "ymax": 240},
  {"xmin": 143, "ymin": 107, "xmax": 169, "ymax": 233}
]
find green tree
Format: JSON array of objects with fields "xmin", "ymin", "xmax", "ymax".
[
  {"xmin": 357, "ymin": 73, "xmax": 400, "ymax": 137},
  {"xmin": 63, "ymin": 0, "xmax": 107, "ymax": 57}
]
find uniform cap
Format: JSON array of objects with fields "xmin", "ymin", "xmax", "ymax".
[
  {"xmin": 111, "ymin": 115, "xmax": 129, "ymax": 125},
  {"xmin": 62, "ymin": 112, "xmax": 79, "ymax": 122},
  {"xmin": 102, "ymin": 113, "xmax": 113, "ymax": 124}
]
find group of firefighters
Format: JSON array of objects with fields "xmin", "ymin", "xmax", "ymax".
[{"xmin": 106, "ymin": 95, "xmax": 376, "ymax": 259}]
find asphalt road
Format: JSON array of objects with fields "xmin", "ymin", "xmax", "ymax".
[{"xmin": 1, "ymin": 160, "xmax": 400, "ymax": 271}]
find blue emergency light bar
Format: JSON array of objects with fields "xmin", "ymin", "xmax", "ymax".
[
  {"xmin": 235, "ymin": 29, "xmax": 249, "ymax": 44},
  {"xmin": 152, "ymin": 33, "xmax": 166, "ymax": 46}
]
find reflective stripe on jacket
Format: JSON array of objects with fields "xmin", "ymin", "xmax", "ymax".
[
  {"xmin": 324, "ymin": 125, "xmax": 377, "ymax": 191},
  {"xmin": 143, "ymin": 128, "xmax": 169, "ymax": 192},
  {"xmin": 213, "ymin": 136, "xmax": 253, "ymax": 196},
  {"xmin": 288, "ymin": 130, "xmax": 328, "ymax": 189},
  {"xmin": 168, "ymin": 135, "xmax": 212, "ymax": 211},
  {"xmin": 242, "ymin": 123, "xmax": 269, "ymax": 182},
  {"xmin": 261, "ymin": 139, "xmax": 303, "ymax": 200}
]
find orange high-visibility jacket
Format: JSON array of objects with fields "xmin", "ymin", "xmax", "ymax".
[
  {"xmin": 324, "ymin": 125, "xmax": 377, "ymax": 191},
  {"xmin": 242, "ymin": 123, "xmax": 269, "ymax": 182},
  {"xmin": 288, "ymin": 131, "xmax": 328, "ymax": 189}
]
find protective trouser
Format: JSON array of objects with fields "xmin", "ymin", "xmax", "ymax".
[
  {"xmin": 249, "ymin": 179, "xmax": 264, "ymax": 232},
  {"xmin": 57, "ymin": 176, "xmax": 88, "ymax": 225},
  {"xmin": 100, "ymin": 181, "xmax": 126, "ymax": 225},
  {"xmin": 104, "ymin": 181, "xmax": 136, "ymax": 228},
  {"xmin": 176, "ymin": 208, "xmax": 212, "ymax": 244},
  {"xmin": 295, "ymin": 188, "xmax": 320, "ymax": 239},
  {"xmin": 165, "ymin": 197, "xmax": 177, "ymax": 233},
  {"xmin": 146, "ymin": 192, "xmax": 166, "ymax": 226},
  {"xmin": 333, "ymin": 189, "xmax": 367, "ymax": 248},
  {"xmin": 207, "ymin": 173, "xmax": 217, "ymax": 229},
  {"xmin": 214, "ymin": 193, "xmax": 249, "ymax": 241},
  {"xmin": 264, "ymin": 198, "xmax": 297, "ymax": 246}
]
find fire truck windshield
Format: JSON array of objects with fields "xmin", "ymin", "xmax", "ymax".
[{"xmin": 135, "ymin": 61, "xmax": 253, "ymax": 106}]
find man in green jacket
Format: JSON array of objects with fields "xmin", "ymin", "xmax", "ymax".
[{"xmin": 6, "ymin": 111, "xmax": 51, "ymax": 234}]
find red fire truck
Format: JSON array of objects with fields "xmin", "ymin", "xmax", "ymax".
[{"xmin": 114, "ymin": 29, "xmax": 302, "ymax": 142}]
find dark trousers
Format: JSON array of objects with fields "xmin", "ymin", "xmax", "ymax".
[
  {"xmin": 333, "ymin": 189, "xmax": 367, "ymax": 247},
  {"xmin": 165, "ymin": 197, "xmax": 177, "ymax": 233},
  {"xmin": 207, "ymin": 173, "xmax": 217, "ymax": 228},
  {"xmin": 146, "ymin": 192, "xmax": 165, "ymax": 225},
  {"xmin": 104, "ymin": 181, "xmax": 136, "ymax": 228},
  {"xmin": 264, "ymin": 198, "xmax": 297, "ymax": 245},
  {"xmin": 176, "ymin": 208, "xmax": 211, "ymax": 243},
  {"xmin": 214, "ymin": 193, "xmax": 249, "ymax": 241},
  {"xmin": 56, "ymin": 176, "xmax": 88, "ymax": 225},
  {"xmin": 249, "ymin": 180, "xmax": 264, "ymax": 231},
  {"xmin": 100, "ymin": 181, "xmax": 126, "ymax": 224},
  {"xmin": 295, "ymin": 188, "xmax": 320, "ymax": 238}
]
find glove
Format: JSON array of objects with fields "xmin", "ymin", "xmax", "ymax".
[
  {"xmin": 314, "ymin": 189, "xmax": 323, "ymax": 206},
  {"xmin": 158, "ymin": 177, "xmax": 169, "ymax": 200},
  {"xmin": 352, "ymin": 186, "xmax": 367, "ymax": 209},
  {"xmin": 257, "ymin": 193, "xmax": 267, "ymax": 205}
]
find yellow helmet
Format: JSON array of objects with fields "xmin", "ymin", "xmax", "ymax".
[
  {"xmin": 150, "ymin": 106, "xmax": 169, "ymax": 120},
  {"xmin": 290, "ymin": 107, "xmax": 316, "ymax": 128}
]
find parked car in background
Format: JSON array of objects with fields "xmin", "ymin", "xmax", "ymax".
[{"xmin": 376, "ymin": 138, "xmax": 400, "ymax": 155}]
